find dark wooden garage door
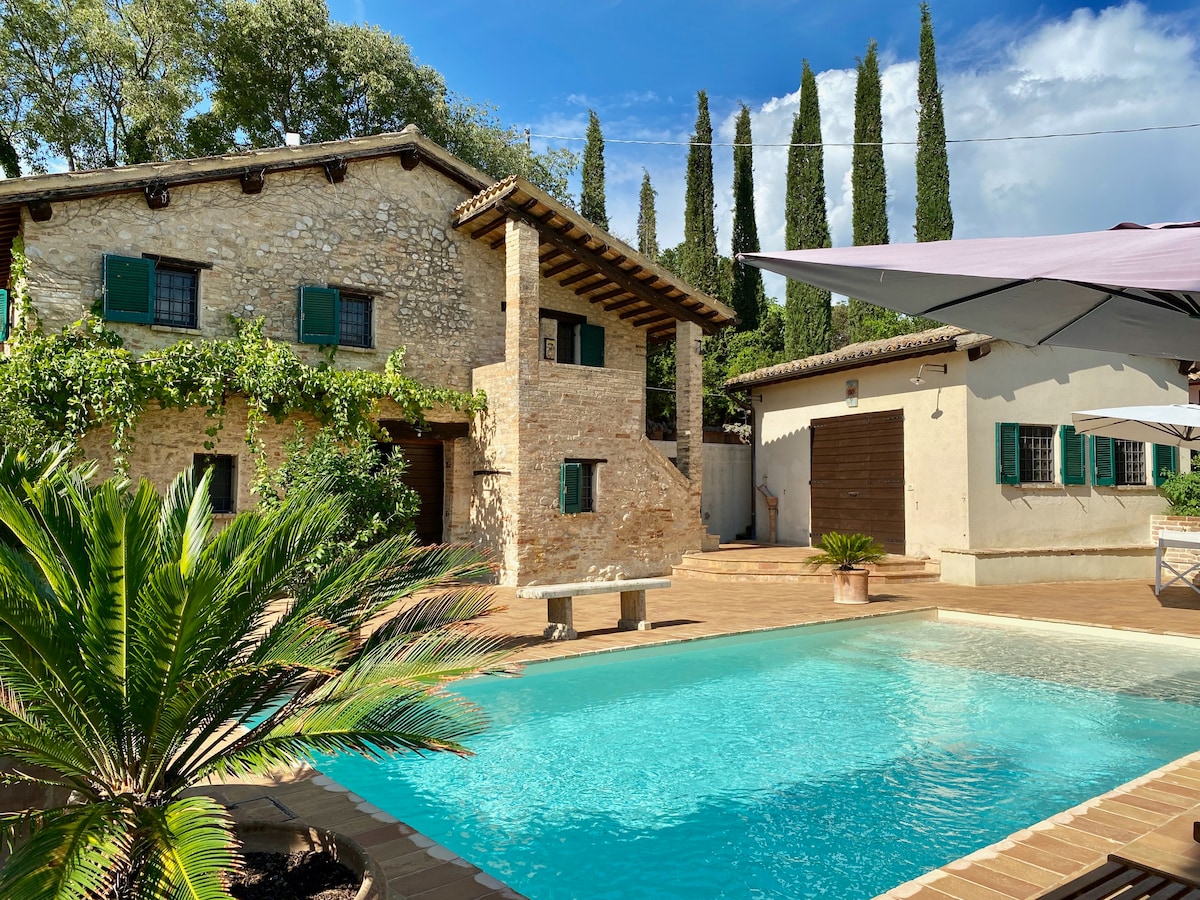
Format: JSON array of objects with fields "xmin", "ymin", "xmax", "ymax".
[
  {"xmin": 395, "ymin": 441, "xmax": 444, "ymax": 545},
  {"xmin": 810, "ymin": 410, "xmax": 905, "ymax": 551}
]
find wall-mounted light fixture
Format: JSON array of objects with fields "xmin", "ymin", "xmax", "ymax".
[{"xmin": 910, "ymin": 363, "xmax": 947, "ymax": 386}]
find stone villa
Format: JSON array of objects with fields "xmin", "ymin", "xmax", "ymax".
[{"xmin": 0, "ymin": 127, "xmax": 736, "ymax": 585}]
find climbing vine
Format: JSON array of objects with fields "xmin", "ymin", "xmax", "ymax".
[{"xmin": 0, "ymin": 315, "xmax": 486, "ymax": 473}]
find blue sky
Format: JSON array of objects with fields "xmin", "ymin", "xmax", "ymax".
[{"xmin": 328, "ymin": 1, "xmax": 1200, "ymax": 301}]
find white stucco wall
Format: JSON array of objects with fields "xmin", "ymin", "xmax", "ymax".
[
  {"xmin": 752, "ymin": 340, "xmax": 1187, "ymax": 579},
  {"xmin": 964, "ymin": 343, "xmax": 1184, "ymax": 550},
  {"xmin": 754, "ymin": 351, "xmax": 970, "ymax": 558}
]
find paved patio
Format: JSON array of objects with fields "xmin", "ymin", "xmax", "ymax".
[{"xmin": 215, "ymin": 574, "xmax": 1200, "ymax": 900}]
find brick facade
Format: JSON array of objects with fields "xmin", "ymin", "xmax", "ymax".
[{"xmin": 7, "ymin": 132, "xmax": 719, "ymax": 585}]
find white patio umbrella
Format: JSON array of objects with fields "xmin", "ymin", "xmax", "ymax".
[
  {"xmin": 738, "ymin": 222, "xmax": 1200, "ymax": 361},
  {"xmin": 1071, "ymin": 404, "xmax": 1200, "ymax": 447}
]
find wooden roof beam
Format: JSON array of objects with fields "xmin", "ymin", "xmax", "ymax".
[
  {"xmin": 470, "ymin": 215, "xmax": 508, "ymax": 241},
  {"xmin": 560, "ymin": 269, "xmax": 605, "ymax": 289},
  {"xmin": 629, "ymin": 311, "xmax": 674, "ymax": 327},
  {"xmin": 602, "ymin": 295, "xmax": 641, "ymax": 311},
  {"xmin": 503, "ymin": 201, "xmax": 721, "ymax": 333},
  {"xmin": 591, "ymin": 288, "xmax": 630, "ymax": 307},
  {"xmin": 543, "ymin": 258, "xmax": 583, "ymax": 278}
]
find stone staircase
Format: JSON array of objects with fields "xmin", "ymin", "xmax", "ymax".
[{"xmin": 673, "ymin": 542, "xmax": 940, "ymax": 585}]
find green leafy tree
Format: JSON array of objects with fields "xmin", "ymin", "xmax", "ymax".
[
  {"xmin": 0, "ymin": 467, "xmax": 507, "ymax": 898},
  {"xmin": 637, "ymin": 170, "xmax": 658, "ymax": 260},
  {"xmin": 730, "ymin": 104, "xmax": 763, "ymax": 332},
  {"xmin": 784, "ymin": 60, "xmax": 833, "ymax": 359},
  {"xmin": 580, "ymin": 109, "xmax": 608, "ymax": 229},
  {"xmin": 0, "ymin": 0, "xmax": 209, "ymax": 171},
  {"xmin": 847, "ymin": 40, "xmax": 906, "ymax": 343},
  {"xmin": 682, "ymin": 90, "xmax": 719, "ymax": 297}
]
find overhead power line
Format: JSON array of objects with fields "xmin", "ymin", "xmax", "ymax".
[{"xmin": 529, "ymin": 121, "xmax": 1200, "ymax": 149}]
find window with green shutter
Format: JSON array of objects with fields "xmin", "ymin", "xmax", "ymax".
[
  {"xmin": 579, "ymin": 323, "xmax": 605, "ymax": 368},
  {"xmin": 560, "ymin": 462, "xmax": 583, "ymax": 514},
  {"xmin": 1154, "ymin": 443, "xmax": 1179, "ymax": 486},
  {"xmin": 103, "ymin": 254, "xmax": 156, "ymax": 324},
  {"xmin": 996, "ymin": 422, "xmax": 1019, "ymax": 484},
  {"xmin": 1060, "ymin": 425, "xmax": 1086, "ymax": 485},
  {"xmin": 0, "ymin": 288, "xmax": 8, "ymax": 342},
  {"xmin": 1091, "ymin": 436, "xmax": 1116, "ymax": 486},
  {"xmin": 297, "ymin": 285, "xmax": 341, "ymax": 344}
]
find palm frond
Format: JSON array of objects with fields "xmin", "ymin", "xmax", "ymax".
[
  {"xmin": 134, "ymin": 796, "xmax": 240, "ymax": 900},
  {"xmin": 0, "ymin": 801, "xmax": 132, "ymax": 900}
]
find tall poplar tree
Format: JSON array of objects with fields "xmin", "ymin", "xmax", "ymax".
[
  {"xmin": 848, "ymin": 39, "xmax": 905, "ymax": 343},
  {"xmin": 730, "ymin": 104, "xmax": 763, "ymax": 331},
  {"xmin": 916, "ymin": 4, "xmax": 953, "ymax": 243},
  {"xmin": 783, "ymin": 60, "xmax": 832, "ymax": 359},
  {"xmin": 637, "ymin": 170, "xmax": 658, "ymax": 260},
  {"xmin": 682, "ymin": 90, "xmax": 719, "ymax": 297},
  {"xmin": 580, "ymin": 109, "xmax": 608, "ymax": 229}
]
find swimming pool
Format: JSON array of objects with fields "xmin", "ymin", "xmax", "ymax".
[{"xmin": 319, "ymin": 613, "xmax": 1200, "ymax": 899}]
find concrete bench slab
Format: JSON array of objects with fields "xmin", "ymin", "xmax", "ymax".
[{"xmin": 515, "ymin": 578, "xmax": 671, "ymax": 640}]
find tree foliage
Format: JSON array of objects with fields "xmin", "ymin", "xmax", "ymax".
[
  {"xmin": 0, "ymin": 0, "xmax": 575, "ymax": 197},
  {"xmin": 0, "ymin": 464, "xmax": 509, "ymax": 898},
  {"xmin": 730, "ymin": 104, "xmax": 763, "ymax": 332},
  {"xmin": 637, "ymin": 169, "xmax": 658, "ymax": 261},
  {"xmin": 784, "ymin": 60, "xmax": 833, "ymax": 360},
  {"xmin": 682, "ymin": 90, "xmax": 719, "ymax": 297},
  {"xmin": 848, "ymin": 40, "xmax": 906, "ymax": 344},
  {"xmin": 580, "ymin": 109, "xmax": 609, "ymax": 229}
]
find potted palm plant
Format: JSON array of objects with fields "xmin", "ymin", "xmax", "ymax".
[
  {"xmin": 0, "ymin": 465, "xmax": 509, "ymax": 900},
  {"xmin": 807, "ymin": 532, "xmax": 887, "ymax": 604}
]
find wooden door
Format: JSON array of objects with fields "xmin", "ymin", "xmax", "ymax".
[
  {"xmin": 809, "ymin": 410, "xmax": 905, "ymax": 551},
  {"xmin": 395, "ymin": 440, "xmax": 445, "ymax": 545}
]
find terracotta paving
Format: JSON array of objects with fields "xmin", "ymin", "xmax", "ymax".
[{"xmin": 213, "ymin": 561, "xmax": 1200, "ymax": 900}]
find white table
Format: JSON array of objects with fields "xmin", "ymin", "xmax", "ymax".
[{"xmin": 1155, "ymin": 530, "xmax": 1200, "ymax": 595}]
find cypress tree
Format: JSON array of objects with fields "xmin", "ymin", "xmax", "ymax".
[
  {"xmin": 848, "ymin": 40, "xmax": 904, "ymax": 343},
  {"xmin": 730, "ymin": 104, "xmax": 763, "ymax": 331},
  {"xmin": 783, "ymin": 60, "xmax": 832, "ymax": 359},
  {"xmin": 637, "ymin": 170, "xmax": 658, "ymax": 261},
  {"xmin": 915, "ymin": 3, "xmax": 953, "ymax": 244},
  {"xmin": 682, "ymin": 90, "xmax": 719, "ymax": 297},
  {"xmin": 580, "ymin": 109, "xmax": 608, "ymax": 230}
]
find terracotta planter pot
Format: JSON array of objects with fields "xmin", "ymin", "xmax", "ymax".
[
  {"xmin": 237, "ymin": 821, "xmax": 385, "ymax": 900},
  {"xmin": 831, "ymin": 568, "xmax": 870, "ymax": 604}
]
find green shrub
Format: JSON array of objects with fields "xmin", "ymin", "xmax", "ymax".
[
  {"xmin": 1159, "ymin": 467, "xmax": 1200, "ymax": 516},
  {"xmin": 806, "ymin": 532, "xmax": 887, "ymax": 570}
]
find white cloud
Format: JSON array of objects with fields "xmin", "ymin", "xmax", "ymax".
[{"xmin": 593, "ymin": 2, "xmax": 1200, "ymax": 302}]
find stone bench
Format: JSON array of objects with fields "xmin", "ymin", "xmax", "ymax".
[{"xmin": 515, "ymin": 578, "xmax": 671, "ymax": 641}]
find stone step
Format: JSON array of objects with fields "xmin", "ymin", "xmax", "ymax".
[
  {"xmin": 672, "ymin": 548, "xmax": 940, "ymax": 584},
  {"xmin": 670, "ymin": 564, "xmax": 941, "ymax": 585}
]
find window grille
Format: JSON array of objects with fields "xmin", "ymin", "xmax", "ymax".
[
  {"xmin": 154, "ymin": 265, "xmax": 199, "ymax": 329},
  {"xmin": 339, "ymin": 294, "xmax": 373, "ymax": 348},
  {"xmin": 1115, "ymin": 439, "xmax": 1146, "ymax": 485},
  {"xmin": 1018, "ymin": 425, "xmax": 1054, "ymax": 483}
]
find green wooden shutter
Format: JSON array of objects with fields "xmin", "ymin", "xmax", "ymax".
[
  {"xmin": 1060, "ymin": 425, "xmax": 1086, "ymax": 485},
  {"xmin": 1154, "ymin": 443, "xmax": 1179, "ymax": 486},
  {"xmin": 297, "ymin": 285, "xmax": 340, "ymax": 344},
  {"xmin": 1091, "ymin": 436, "xmax": 1116, "ymax": 486},
  {"xmin": 579, "ymin": 323, "xmax": 605, "ymax": 367},
  {"xmin": 560, "ymin": 462, "xmax": 582, "ymax": 514},
  {"xmin": 103, "ymin": 254, "xmax": 155, "ymax": 323},
  {"xmin": 0, "ymin": 289, "xmax": 8, "ymax": 342},
  {"xmin": 996, "ymin": 422, "xmax": 1019, "ymax": 485}
]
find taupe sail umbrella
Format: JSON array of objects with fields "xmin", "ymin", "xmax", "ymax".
[
  {"xmin": 739, "ymin": 221, "xmax": 1200, "ymax": 361},
  {"xmin": 1071, "ymin": 404, "xmax": 1200, "ymax": 447}
]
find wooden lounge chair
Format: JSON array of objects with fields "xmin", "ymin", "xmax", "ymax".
[{"xmin": 1038, "ymin": 855, "xmax": 1200, "ymax": 900}]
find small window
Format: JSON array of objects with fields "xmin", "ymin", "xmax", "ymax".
[
  {"xmin": 153, "ymin": 263, "xmax": 199, "ymax": 329},
  {"xmin": 540, "ymin": 309, "xmax": 604, "ymax": 368},
  {"xmin": 339, "ymin": 293, "xmax": 373, "ymax": 348},
  {"xmin": 560, "ymin": 461, "xmax": 596, "ymax": 514},
  {"xmin": 997, "ymin": 422, "xmax": 1054, "ymax": 484},
  {"xmin": 1114, "ymin": 439, "xmax": 1146, "ymax": 486},
  {"xmin": 193, "ymin": 453, "xmax": 236, "ymax": 514}
]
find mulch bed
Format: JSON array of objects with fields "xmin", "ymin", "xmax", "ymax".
[{"xmin": 230, "ymin": 850, "xmax": 359, "ymax": 900}]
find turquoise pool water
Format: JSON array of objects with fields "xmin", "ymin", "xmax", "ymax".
[{"xmin": 320, "ymin": 615, "xmax": 1200, "ymax": 899}]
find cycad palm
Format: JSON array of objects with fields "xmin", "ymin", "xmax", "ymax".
[{"xmin": 0, "ymin": 469, "xmax": 507, "ymax": 899}]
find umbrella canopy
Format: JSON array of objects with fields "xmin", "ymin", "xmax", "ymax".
[
  {"xmin": 1071, "ymin": 404, "xmax": 1200, "ymax": 447},
  {"xmin": 739, "ymin": 222, "xmax": 1200, "ymax": 361}
]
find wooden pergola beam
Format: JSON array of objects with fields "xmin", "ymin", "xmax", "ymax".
[{"xmin": 470, "ymin": 215, "xmax": 508, "ymax": 241}]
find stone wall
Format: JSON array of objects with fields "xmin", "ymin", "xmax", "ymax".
[
  {"xmin": 18, "ymin": 156, "xmax": 505, "ymax": 392},
  {"xmin": 1151, "ymin": 515, "xmax": 1200, "ymax": 584}
]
